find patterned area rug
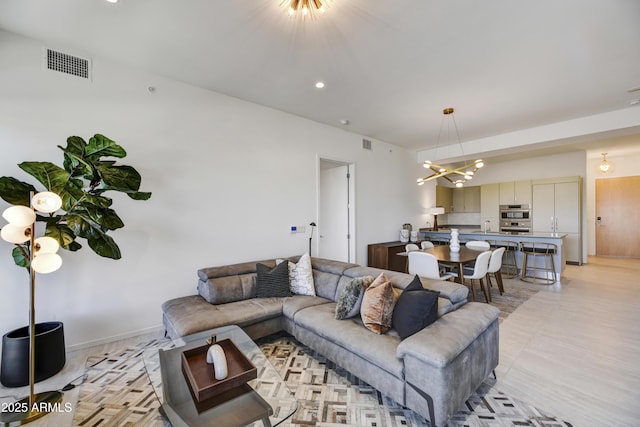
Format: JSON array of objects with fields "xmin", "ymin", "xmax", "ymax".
[
  {"xmin": 73, "ymin": 288, "xmax": 569, "ymax": 426},
  {"xmin": 483, "ymin": 281, "xmax": 539, "ymax": 322}
]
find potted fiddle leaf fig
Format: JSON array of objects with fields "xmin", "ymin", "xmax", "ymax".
[
  {"xmin": 0, "ymin": 133, "xmax": 152, "ymax": 265},
  {"xmin": 0, "ymin": 133, "xmax": 151, "ymax": 387}
]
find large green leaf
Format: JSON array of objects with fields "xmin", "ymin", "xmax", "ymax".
[
  {"xmin": 59, "ymin": 136, "xmax": 92, "ymax": 177},
  {"xmin": 12, "ymin": 246, "xmax": 30, "ymax": 268},
  {"xmin": 66, "ymin": 212, "xmax": 122, "ymax": 259},
  {"xmin": 0, "ymin": 177, "xmax": 36, "ymax": 206},
  {"xmin": 127, "ymin": 191, "xmax": 152, "ymax": 200},
  {"xmin": 86, "ymin": 134, "xmax": 126, "ymax": 160},
  {"xmin": 76, "ymin": 203, "xmax": 124, "ymax": 230},
  {"xmin": 45, "ymin": 223, "xmax": 77, "ymax": 249},
  {"xmin": 88, "ymin": 232, "xmax": 121, "ymax": 260},
  {"xmin": 19, "ymin": 162, "xmax": 69, "ymax": 194},
  {"xmin": 96, "ymin": 164, "xmax": 141, "ymax": 192}
]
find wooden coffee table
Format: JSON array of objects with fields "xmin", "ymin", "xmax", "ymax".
[{"xmin": 142, "ymin": 325, "xmax": 297, "ymax": 427}]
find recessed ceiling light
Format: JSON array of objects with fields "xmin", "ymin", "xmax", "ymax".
[
  {"xmin": 630, "ymin": 99, "xmax": 640, "ymax": 106},
  {"xmin": 106, "ymin": 0, "xmax": 118, "ymax": 3},
  {"xmin": 315, "ymin": 81, "xmax": 325, "ymax": 89}
]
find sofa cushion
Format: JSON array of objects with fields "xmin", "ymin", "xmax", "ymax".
[
  {"xmin": 282, "ymin": 295, "xmax": 332, "ymax": 321},
  {"xmin": 308, "ymin": 257, "xmax": 359, "ymax": 301},
  {"xmin": 419, "ymin": 277, "xmax": 469, "ymax": 305},
  {"xmin": 361, "ymin": 273, "xmax": 397, "ymax": 334},
  {"xmin": 392, "ymin": 275, "xmax": 440, "ymax": 340},
  {"xmin": 256, "ymin": 262, "xmax": 291, "ymax": 298},
  {"xmin": 335, "ymin": 275, "xmax": 375, "ymax": 320},
  {"xmin": 161, "ymin": 295, "xmax": 284, "ymax": 337},
  {"xmin": 294, "ymin": 302, "xmax": 405, "ymax": 378}
]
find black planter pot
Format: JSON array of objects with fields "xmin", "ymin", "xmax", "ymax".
[{"xmin": 0, "ymin": 321, "xmax": 66, "ymax": 388}]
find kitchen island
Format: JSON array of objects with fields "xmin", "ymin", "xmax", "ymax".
[{"xmin": 419, "ymin": 228, "xmax": 567, "ymax": 281}]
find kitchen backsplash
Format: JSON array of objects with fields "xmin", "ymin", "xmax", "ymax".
[{"xmin": 439, "ymin": 212, "xmax": 481, "ymax": 227}]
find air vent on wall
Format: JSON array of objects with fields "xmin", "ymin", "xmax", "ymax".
[
  {"xmin": 362, "ymin": 139, "xmax": 372, "ymax": 150},
  {"xmin": 45, "ymin": 48, "xmax": 90, "ymax": 79}
]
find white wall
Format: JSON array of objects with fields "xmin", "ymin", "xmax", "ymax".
[{"xmin": 0, "ymin": 31, "xmax": 423, "ymax": 348}]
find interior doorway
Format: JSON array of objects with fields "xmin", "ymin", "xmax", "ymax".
[
  {"xmin": 595, "ymin": 176, "xmax": 640, "ymax": 258},
  {"xmin": 318, "ymin": 158, "xmax": 356, "ymax": 263}
]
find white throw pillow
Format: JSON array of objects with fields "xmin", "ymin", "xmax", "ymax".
[{"xmin": 288, "ymin": 253, "xmax": 316, "ymax": 296}]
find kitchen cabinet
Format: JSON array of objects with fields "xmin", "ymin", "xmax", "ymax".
[
  {"xmin": 451, "ymin": 186, "xmax": 480, "ymax": 212},
  {"xmin": 499, "ymin": 180, "xmax": 531, "ymax": 205},
  {"xmin": 367, "ymin": 241, "xmax": 408, "ymax": 272},
  {"xmin": 480, "ymin": 183, "xmax": 500, "ymax": 232},
  {"xmin": 436, "ymin": 186, "xmax": 453, "ymax": 213},
  {"xmin": 532, "ymin": 177, "xmax": 582, "ymax": 264}
]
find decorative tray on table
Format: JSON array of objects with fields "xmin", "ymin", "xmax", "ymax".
[{"xmin": 181, "ymin": 338, "xmax": 257, "ymax": 413}]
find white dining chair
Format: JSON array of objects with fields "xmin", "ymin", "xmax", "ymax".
[
  {"xmin": 465, "ymin": 240, "xmax": 490, "ymax": 251},
  {"xmin": 486, "ymin": 247, "xmax": 506, "ymax": 297},
  {"xmin": 405, "ymin": 243, "xmax": 420, "ymax": 252},
  {"xmin": 451, "ymin": 250, "xmax": 492, "ymax": 302},
  {"xmin": 420, "ymin": 241, "xmax": 435, "ymax": 250},
  {"xmin": 408, "ymin": 251, "xmax": 455, "ymax": 281}
]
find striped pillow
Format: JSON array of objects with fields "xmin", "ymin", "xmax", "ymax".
[{"xmin": 255, "ymin": 261, "xmax": 291, "ymax": 298}]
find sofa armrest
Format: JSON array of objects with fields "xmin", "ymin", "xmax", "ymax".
[
  {"xmin": 197, "ymin": 259, "xmax": 276, "ymax": 304},
  {"xmin": 398, "ymin": 302, "xmax": 500, "ymax": 427},
  {"xmin": 396, "ymin": 302, "xmax": 499, "ymax": 367}
]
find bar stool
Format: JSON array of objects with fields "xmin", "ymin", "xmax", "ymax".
[
  {"xmin": 520, "ymin": 242, "xmax": 557, "ymax": 284},
  {"xmin": 486, "ymin": 240, "xmax": 519, "ymax": 278}
]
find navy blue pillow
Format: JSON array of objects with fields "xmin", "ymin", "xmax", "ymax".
[{"xmin": 392, "ymin": 275, "xmax": 440, "ymax": 340}]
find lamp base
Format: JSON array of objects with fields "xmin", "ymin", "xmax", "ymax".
[{"xmin": 0, "ymin": 390, "xmax": 64, "ymax": 426}]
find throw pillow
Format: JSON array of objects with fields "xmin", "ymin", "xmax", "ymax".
[
  {"xmin": 288, "ymin": 253, "xmax": 316, "ymax": 296},
  {"xmin": 360, "ymin": 273, "xmax": 397, "ymax": 334},
  {"xmin": 392, "ymin": 275, "xmax": 440, "ymax": 340},
  {"xmin": 255, "ymin": 261, "xmax": 291, "ymax": 298},
  {"xmin": 335, "ymin": 275, "xmax": 375, "ymax": 320}
]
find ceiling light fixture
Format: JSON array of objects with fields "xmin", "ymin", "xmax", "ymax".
[
  {"xmin": 281, "ymin": 0, "xmax": 330, "ymax": 18},
  {"xmin": 599, "ymin": 152, "xmax": 610, "ymax": 173},
  {"xmin": 315, "ymin": 81, "xmax": 325, "ymax": 89},
  {"xmin": 417, "ymin": 108, "xmax": 484, "ymax": 188}
]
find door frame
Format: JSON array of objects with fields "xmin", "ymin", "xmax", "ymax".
[{"xmin": 316, "ymin": 155, "xmax": 356, "ymax": 263}]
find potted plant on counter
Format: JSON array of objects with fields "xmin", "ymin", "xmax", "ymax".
[{"xmin": 0, "ymin": 134, "xmax": 151, "ymax": 423}]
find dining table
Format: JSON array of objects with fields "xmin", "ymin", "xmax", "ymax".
[{"xmin": 420, "ymin": 245, "xmax": 488, "ymax": 284}]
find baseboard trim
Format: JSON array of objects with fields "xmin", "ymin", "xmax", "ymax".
[{"xmin": 66, "ymin": 324, "xmax": 165, "ymax": 352}]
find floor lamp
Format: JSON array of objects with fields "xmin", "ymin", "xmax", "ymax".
[
  {"xmin": 0, "ymin": 191, "xmax": 64, "ymax": 425},
  {"xmin": 308, "ymin": 222, "xmax": 316, "ymax": 256}
]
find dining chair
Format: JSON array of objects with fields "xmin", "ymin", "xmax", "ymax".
[
  {"xmin": 486, "ymin": 247, "xmax": 506, "ymax": 297},
  {"xmin": 465, "ymin": 240, "xmax": 491, "ymax": 251},
  {"xmin": 405, "ymin": 243, "xmax": 420, "ymax": 252},
  {"xmin": 420, "ymin": 241, "xmax": 435, "ymax": 250},
  {"xmin": 452, "ymin": 250, "xmax": 492, "ymax": 302},
  {"xmin": 408, "ymin": 251, "xmax": 455, "ymax": 281}
]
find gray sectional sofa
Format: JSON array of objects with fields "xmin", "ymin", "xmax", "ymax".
[{"xmin": 161, "ymin": 256, "xmax": 500, "ymax": 427}]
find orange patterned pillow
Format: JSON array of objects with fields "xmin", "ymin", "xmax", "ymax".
[{"xmin": 360, "ymin": 273, "xmax": 397, "ymax": 334}]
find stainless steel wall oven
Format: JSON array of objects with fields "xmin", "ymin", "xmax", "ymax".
[{"xmin": 500, "ymin": 204, "xmax": 532, "ymax": 233}]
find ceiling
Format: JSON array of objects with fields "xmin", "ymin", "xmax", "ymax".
[{"xmin": 1, "ymin": 0, "xmax": 640, "ymax": 160}]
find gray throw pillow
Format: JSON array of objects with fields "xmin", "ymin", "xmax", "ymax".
[
  {"xmin": 255, "ymin": 262, "xmax": 291, "ymax": 298},
  {"xmin": 335, "ymin": 276, "xmax": 374, "ymax": 319}
]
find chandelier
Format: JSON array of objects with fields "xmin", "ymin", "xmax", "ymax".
[
  {"xmin": 281, "ymin": 0, "xmax": 330, "ymax": 18},
  {"xmin": 417, "ymin": 108, "xmax": 484, "ymax": 188},
  {"xmin": 599, "ymin": 152, "xmax": 610, "ymax": 173}
]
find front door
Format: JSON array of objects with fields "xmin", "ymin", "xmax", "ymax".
[{"xmin": 596, "ymin": 176, "xmax": 640, "ymax": 258}]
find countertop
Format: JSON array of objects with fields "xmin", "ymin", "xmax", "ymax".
[{"xmin": 419, "ymin": 228, "xmax": 567, "ymax": 239}]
